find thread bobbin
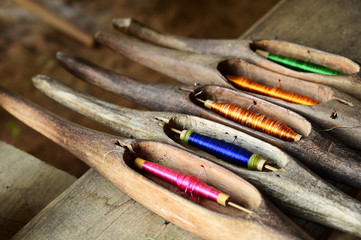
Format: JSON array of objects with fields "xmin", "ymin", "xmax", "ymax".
[
  {"xmin": 175, "ymin": 128, "xmax": 277, "ymax": 172},
  {"xmin": 227, "ymin": 75, "xmax": 320, "ymax": 105},
  {"xmin": 134, "ymin": 157, "xmax": 252, "ymax": 214},
  {"xmin": 256, "ymin": 49, "xmax": 344, "ymax": 75},
  {"xmin": 197, "ymin": 98, "xmax": 302, "ymax": 142}
]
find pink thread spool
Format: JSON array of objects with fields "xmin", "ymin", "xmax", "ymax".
[{"xmin": 134, "ymin": 158, "xmax": 251, "ymax": 213}]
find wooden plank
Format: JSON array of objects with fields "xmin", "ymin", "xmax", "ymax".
[
  {"xmin": 13, "ymin": 169, "xmax": 199, "ymax": 240},
  {"xmin": 0, "ymin": 141, "xmax": 76, "ymax": 239},
  {"xmin": 241, "ymin": 0, "xmax": 361, "ymax": 62}
]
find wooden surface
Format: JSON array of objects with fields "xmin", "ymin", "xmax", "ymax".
[
  {"xmin": 14, "ymin": 169, "xmax": 199, "ymax": 240},
  {"xmin": 241, "ymin": 0, "xmax": 361, "ymax": 60},
  {"xmin": 222, "ymin": 0, "xmax": 361, "ymax": 239},
  {"xmin": 3, "ymin": 0, "xmax": 361, "ymax": 239},
  {"xmin": 0, "ymin": 0, "xmax": 278, "ymax": 178},
  {"xmin": 0, "ymin": 141, "xmax": 76, "ymax": 239},
  {"xmin": 28, "ymin": 74, "xmax": 361, "ymax": 238},
  {"xmin": 85, "ymin": 29, "xmax": 361, "ymax": 188},
  {"xmin": 0, "ymin": 83, "xmax": 311, "ymax": 240}
]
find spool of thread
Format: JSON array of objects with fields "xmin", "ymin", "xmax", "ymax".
[
  {"xmin": 227, "ymin": 75, "xmax": 320, "ymax": 105},
  {"xmin": 134, "ymin": 158, "xmax": 251, "ymax": 213},
  {"xmin": 198, "ymin": 98, "xmax": 302, "ymax": 142},
  {"xmin": 172, "ymin": 128, "xmax": 277, "ymax": 172},
  {"xmin": 256, "ymin": 49, "xmax": 344, "ymax": 75}
]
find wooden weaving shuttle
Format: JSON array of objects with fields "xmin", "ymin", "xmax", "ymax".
[
  {"xmin": 94, "ymin": 31, "xmax": 361, "ymax": 150},
  {"xmin": 112, "ymin": 18, "xmax": 361, "ymax": 101},
  {"xmin": 56, "ymin": 52, "xmax": 361, "ymax": 189},
  {"xmin": 31, "ymin": 75, "xmax": 361, "ymax": 237},
  {"xmin": 0, "ymin": 87, "xmax": 312, "ymax": 240}
]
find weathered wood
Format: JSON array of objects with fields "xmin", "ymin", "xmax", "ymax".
[
  {"xmin": 12, "ymin": 0, "xmax": 94, "ymax": 47},
  {"xmin": 31, "ymin": 75, "xmax": 361, "ymax": 237},
  {"xmin": 55, "ymin": 52, "xmax": 361, "ymax": 189},
  {"xmin": 14, "ymin": 169, "xmax": 200, "ymax": 240},
  {"xmin": 94, "ymin": 27, "xmax": 361, "ymax": 151},
  {"xmin": 0, "ymin": 141, "xmax": 76, "ymax": 239},
  {"xmin": 112, "ymin": 17, "xmax": 361, "ymax": 101},
  {"xmin": 0, "ymin": 86, "xmax": 311, "ymax": 240}
]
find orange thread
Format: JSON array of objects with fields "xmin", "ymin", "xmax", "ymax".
[
  {"xmin": 227, "ymin": 76, "xmax": 320, "ymax": 105},
  {"xmin": 203, "ymin": 99, "xmax": 301, "ymax": 142}
]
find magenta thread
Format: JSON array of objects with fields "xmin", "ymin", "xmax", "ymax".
[{"xmin": 142, "ymin": 160, "xmax": 221, "ymax": 202}]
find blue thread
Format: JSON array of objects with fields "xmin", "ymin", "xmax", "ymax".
[{"xmin": 187, "ymin": 132, "xmax": 253, "ymax": 167}]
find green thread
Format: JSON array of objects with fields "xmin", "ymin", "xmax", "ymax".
[
  {"xmin": 182, "ymin": 129, "xmax": 194, "ymax": 144},
  {"xmin": 247, "ymin": 154, "xmax": 263, "ymax": 170},
  {"xmin": 267, "ymin": 53, "xmax": 344, "ymax": 75}
]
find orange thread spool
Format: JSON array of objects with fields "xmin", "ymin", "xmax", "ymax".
[
  {"xmin": 202, "ymin": 99, "xmax": 302, "ymax": 142},
  {"xmin": 227, "ymin": 76, "xmax": 320, "ymax": 105}
]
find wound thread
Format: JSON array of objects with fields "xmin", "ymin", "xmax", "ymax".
[
  {"xmin": 134, "ymin": 158, "xmax": 228, "ymax": 205},
  {"xmin": 179, "ymin": 129, "xmax": 267, "ymax": 171},
  {"xmin": 227, "ymin": 75, "xmax": 320, "ymax": 105},
  {"xmin": 204, "ymin": 99, "xmax": 301, "ymax": 142},
  {"xmin": 257, "ymin": 49, "xmax": 344, "ymax": 75},
  {"xmin": 135, "ymin": 158, "xmax": 253, "ymax": 213}
]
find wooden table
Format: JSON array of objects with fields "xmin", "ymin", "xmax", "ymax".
[
  {"xmin": 3, "ymin": 0, "xmax": 361, "ymax": 239},
  {"xmin": 241, "ymin": 0, "xmax": 361, "ymax": 62},
  {"xmin": 0, "ymin": 141, "xmax": 76, "ymax": 239}
]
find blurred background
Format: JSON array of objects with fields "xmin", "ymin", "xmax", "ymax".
[{"xmin": 0, "ymin": 0, "xmax": 279, "ymax": 177}]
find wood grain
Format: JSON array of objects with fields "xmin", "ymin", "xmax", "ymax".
[
  {"xmin": 54, "ymin": 52, "xmax": 361, "ymax": 189},
  {"xmin": 101, "ymin": 15, "xmax": 361, "ymax": 150},
  {"xmin": 14, "ymin": 169, "xmax": 200, "ymax": 240},
  {"xmin": 0, "ymin": 141, "xmax": 76, "ymax": 239},
  {"xmin": 0, "ymin": 87, "xmax": 309, "ymax": 240},
  {"xmin": 30, "ymin": 75, "xmax": 361, "ymax": 237},
  {"xmin": 12, "ymin": 0, "xmax": 94, "ymax": 47},
  {"xmin": 112, "ymin": 2, "xmax": 361, "ymax": 100}
]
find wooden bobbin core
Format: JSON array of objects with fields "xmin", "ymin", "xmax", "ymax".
[
  {"xmin": 256, "ymin": 49, "xmax": 269, "ymax": 58},
  {"xmin": 179, "ymin": 129, "xmax": 194, "ymax": 144},
  {"xmin": 294, "ymin": 134, "xmax": 302, "ymax": 142},
  {"xmin": 134, "ymin": 157, "xmax": 146, "ymax": 169},
  {"xmin": 217, "ymin": 192, "xmax": 230, "ymax": 206},
  {"xmin": 257, "ymin": 159, "xmax": 267, "ymax": 171},
  {"xmin": 204, "ymin": 99, "xmax": 213, "ymax": 109}
]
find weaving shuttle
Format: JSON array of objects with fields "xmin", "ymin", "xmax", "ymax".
[
  {"xmin": 0, "ymin": 86, "xmax": 310, "ymax": 240},
  {"xmin": 55, "ymin": 52, "xmax": 361, "ymax": 189},
  {"xmin": 31, "ymin": 75, "xmax": 361, "ymax": 237},
  {"xmin": 94, "ymin": 29, "xmax": 361, "ymax": 150},
  {"xmin": 112, "ymin": 18, "xmax": 361, "ymax": 100}
]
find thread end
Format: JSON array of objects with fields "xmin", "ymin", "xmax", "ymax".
[
  {"xmin": 170, "ymin": 128, "xmax": 182, "ymax": 135},
  {"xmin": 228, "ymin": 201, "xmax": 253, "ymax": 214},
  {"xmin": 255, "ymin": 49, "xmax": 269, "ymax": 58},
  {"xmin": 294, "ymin": 134, "xmax": 302, "ymax": 142},
  {"xmin": 264, "ymin": 164, "xmax": 278, "ymax": 172}
]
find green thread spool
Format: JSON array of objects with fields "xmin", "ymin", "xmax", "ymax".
[
  {"xmin": 256, "ymin": 49, "xmax": 344, "ymax": 75},
  {"xmin": 248, "ymin": 154, "xmax": 265, "ymax": 171}
]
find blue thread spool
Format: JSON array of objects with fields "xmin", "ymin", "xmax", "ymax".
[{"xmin": 178, "ymin": 129, "xmax": 272, "ymax": 171}]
